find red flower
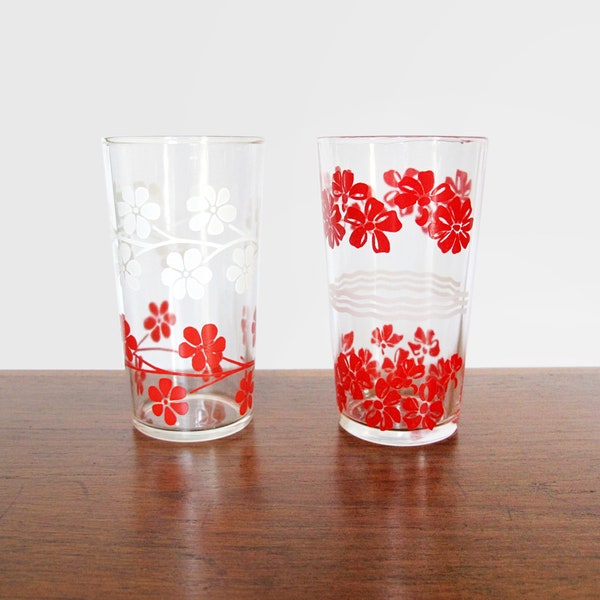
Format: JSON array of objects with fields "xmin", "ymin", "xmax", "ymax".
[
  {"xmin": 121, "ymin": 315, "xmax": 138, "ymax": 362},
  {"xmin": 401, "ymin": 377, "xmax": 445, "ymax": 431},
  {"xmin": 363, "ymin": 378, "xmax": 402, "ymax": 430},
  {"xmin": 384, "ymin": 168, "xmax": 455, "ymax": 215},
  {"xmin": 418, "ymin": 375, "xmax": 444, "ymax": 404},
  {"xmin": 429, "ymin": 196, "xmax": 473, "ymax": 254},
  {"xmin": 133, "ymin": 355, "xmax": 146, "ymax": 395},
  {"xmin": 401, "ymin": 396, "xmax": 444, "ymax": 430},
  {"xmin": 447, "ymin": 353, "xmax": 464, "ymax": 386},
  {"xmin": 241, "ymin": 306, "xmax": 257, "ymax": 348},
  {"xmin": 335, "ymin": 381, "xmax": 347, "ymax": 412},
  {"xmin": 344, "ymin": 198, "xmax": 402, "ymax": 253},
  {"xmin": 371, "ymin": 324, "xmax": 403, "ymax": 353},
  {"xmin": 336, "ymin": 348, "xmax": 378, "ymax": 400},
  {"xmin": 148, "ymin": 377, "xmax": 189, "ymax": 426},
  {"xmin": 384, "ymin": 168, "xmax": 427, "ymax": 210},
  {"xmin": 448, "ymin": 353, "xmax": 463, "ymax": 374},
  {"xmin": 331, "ymin": 167, "xmax": 370, "ymax": 209},
  {"xmin": 408, "ymin": 327, "xmax": 441, "ymax": 358},
  {"xmin": 143, "ymin": 301, "xmax": 176, "ymax": 342},
  {"xmin": 445, "ymin": 169, "xmax": 471, "ymax": 199},
  {"xmin": 429, "ymin": 353, "xmax": 463, "ymax": 390},
  {"xmin": 235, "ymin": 371, "xmax": 254, "ymax": 416},
  {"xmin": 178, "ymin": 324, "xmax": 226, "ymax": 372},
  {"xmin": 386, "ymin": 354, "xmax": 425, "ymax": 394},
  {"xmin": 341, "ymin": 331, "xmax": 354, "ymax": 353},
  {"xmin": 321, "ymin": 190, "xmax": 346, "ymax": 248}
]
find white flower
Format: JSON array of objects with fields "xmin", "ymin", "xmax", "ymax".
[
  {"xmin": 187, "ymin": 186, "xmax": 236, "ymax": 235},
  {"xmin": 117, "ymin": 186, "xmax": 160, "ymax": 239},
  {"xmin": 161, "ymin": 248, "xmax": 212, "ymax": 299},
  {"xmin": 226, "ymin": 245, "xmax": 257, "ymax": 294},
  {"xmin": 118, "ymin": 243, "xmax": 141, "ymax": 291}
]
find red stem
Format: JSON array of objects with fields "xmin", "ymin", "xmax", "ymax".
[{"xmin": 126, "ymin": 353, "xmax": 254, "ymax": 386}]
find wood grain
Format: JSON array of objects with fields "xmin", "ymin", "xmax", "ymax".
[{"xmin": 0, "ymin": 369, "xmax": 598, "ymax": 599}]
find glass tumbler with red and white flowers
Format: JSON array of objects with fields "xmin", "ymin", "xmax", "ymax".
[{"xmin": 104, "ymin": 136, "xmax": 263, "ymax": 442}]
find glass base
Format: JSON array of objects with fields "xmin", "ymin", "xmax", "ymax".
[
  {"xmin": 133, "ymin": 412, "xmax": 252, "ymax": 442},
  {"xmin": 339, "ymin": 414, "xmax": 457, "ymax": 447}
]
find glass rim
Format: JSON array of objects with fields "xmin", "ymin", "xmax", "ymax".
[
  {"xmin": 317, "ymin": 135, "xmax": 487, "ymax": 144},
  {"xmin": 103, "ymin": 135, "xmax": 264, "ymax": 145}
]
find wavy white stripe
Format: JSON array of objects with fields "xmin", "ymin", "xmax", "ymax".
[{"xmin": 329, "ymin": 270, "xmax": 468, "ymax": 319}]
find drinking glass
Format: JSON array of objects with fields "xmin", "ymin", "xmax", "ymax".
[
  {"xmin": 103, "ymin": 136, "xmax": 263, "ymax": 442},
  {"xmin": 318, "ymin": 136, "xmax": 487, "ymax": 446}
]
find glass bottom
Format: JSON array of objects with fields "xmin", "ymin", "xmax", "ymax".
[
  {"xmin": 133, "ymin": 393, "xmax": 252, "ymax": 442},
  {"xmin": 339, "ymin": 414, "xmax": 457, "ymax": 447}
]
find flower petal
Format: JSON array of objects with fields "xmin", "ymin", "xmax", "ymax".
[
  {"xmin": 387, "ymin": 170, "xmax": 403, "ymax": 188},
  {"xmin": 140, "ymin": 202, "xmax": 160, "ymax": 220},
  {"xmin": 172, "ymin": 279, "xmax": 187, "ymax": 299},
  {"xmin": 349, "ymin": 228, "xmax": 368, "ymax": 249},
  {"xmin": 227, "ymin": 265, "xmax": 243, "ymax": 282},
  {"xmin": 133, "ymin": 187, "xmax": 149, "ymax": 207},
  {"xmin": 187, "ymin": 195, "xmax": 208, "ymax": 212},
  {"xmin": 170, "ymin": 386, "xmax": 187, "ymax": 401},
  {"xmin": 122, "ymin": 214, "xmax": 136, "ymax": 235},
  {"xmin": 159, "ymin": 378, "xmax": 174, "ymax": 396},
  {"xmin": 189, "ymin": 212, "xmax": 211, "ymax": 232},
  {"xmin": 166, "ymin": 252, "xmax": 184, "ymax": 271},
  {"xmin": 170, "ymin": 400, "xmax": 189, "ymax": 416},
  {"xmin": 161, "ymin": 268, "xmax": 180, "ymax": 286},
  {"xmin": 207, "ymin": 216, "xmax": 224, "ymax": 235},
  {"xmin": 201, "ymin": 186, "xmax": 216, "ymax": 205},
  {"xmin": 218, "ymin": 204, "xmax": 237, "ymax": 223},
  {"xmin": 372, "ymin": 230, "xmax": 391, "ymax": 253},
  {"xmin": 186, "ymin": 277, "xmax": 206, "ymax": 299},
  {"xmin": 191, "ymin": 265, "xmax": 212, "ymax": 284},
  {"xmin": 136, "ymin": 218, "xmax": 151, "ymax": 239},
  {"xmin": 117, "ymin": 202, "xmax": 132, "ymax": 217},
  {"xmin": 216, "ymin": 188, "xmax": 231, "ymax": 207},
  {"xmin": 183, "ymin": 248, "xmax": 203, "ymax": 270},
  {"xmin": 163, "ymin": 406, "xmax": 177, "ymax": 426},
  {"xmin": 201, "ymin": 323, "xmax": 219, "ymax": 343},
  {"xmin": 148, "ymin": 386, "xmax": 162, "ymax": 403}
]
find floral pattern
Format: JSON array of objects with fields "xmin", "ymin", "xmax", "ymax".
[
  {"xmin": 122, "ymin": 301, "xmax": 255, "ymax": 428},
  {"xmin": 113, "ymin": 183, "xmax": 256, "ymax": 297},
  {"xmin": 428, "ymin": 195, "xmax": 474, "ymax": 255},
  {"xmin": 335, "ymin": 324, "xmax": 463, "ymax": 431},
  {"xmin": 143, "ymin": 301, "xmax": 176, "ymax": 342},
  {"xmin": 241, "ymin": 306, "xmax": 257, "ymax": 348},
  {"xmin": 110, "ymin": 178, "xmax": 258, "ymax": 430},
  {"xmin": 117, "ymin": 243, "xmax": 141, "ymax": 291},
  {"xmin": 322, "ymin": 167, "xmax": 475, "ymax": 254},
  {"xmin": 161, "ymin": 248, "xmax": 212, "ymax": 300},
  {"xmin": 344, "ymin": 198, "xmax": 402, "ymax": 253},
  {"xmin": 235, "ymin": 371, "xmax": 254, "ymax": 416},
  {"xmin": 148, "ymin": 378, "xmax": 189, "ymax": 426},
  {"xmin": 179, "ymin": 324, "xmax": 226, "ymax": 373},
  {"xmin": 117, "ymin": 185, "xmax": 160, "ymax": 239},
  {"xmin": 226, "ymin": 245, "xmax": 257, "ymax": 294},
  {"xmin": 187, "ymin": 186, "xmax": 237, "ymax": 235}
]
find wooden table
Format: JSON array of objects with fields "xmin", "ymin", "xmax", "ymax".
[{"xmin": 0, "ymin": 369, "xmax": 598, "ymax": 599}]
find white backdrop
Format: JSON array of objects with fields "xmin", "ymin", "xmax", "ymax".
[{"xmin": 1, "ymin": 0, "xmax": 599, "ymax": 369}]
